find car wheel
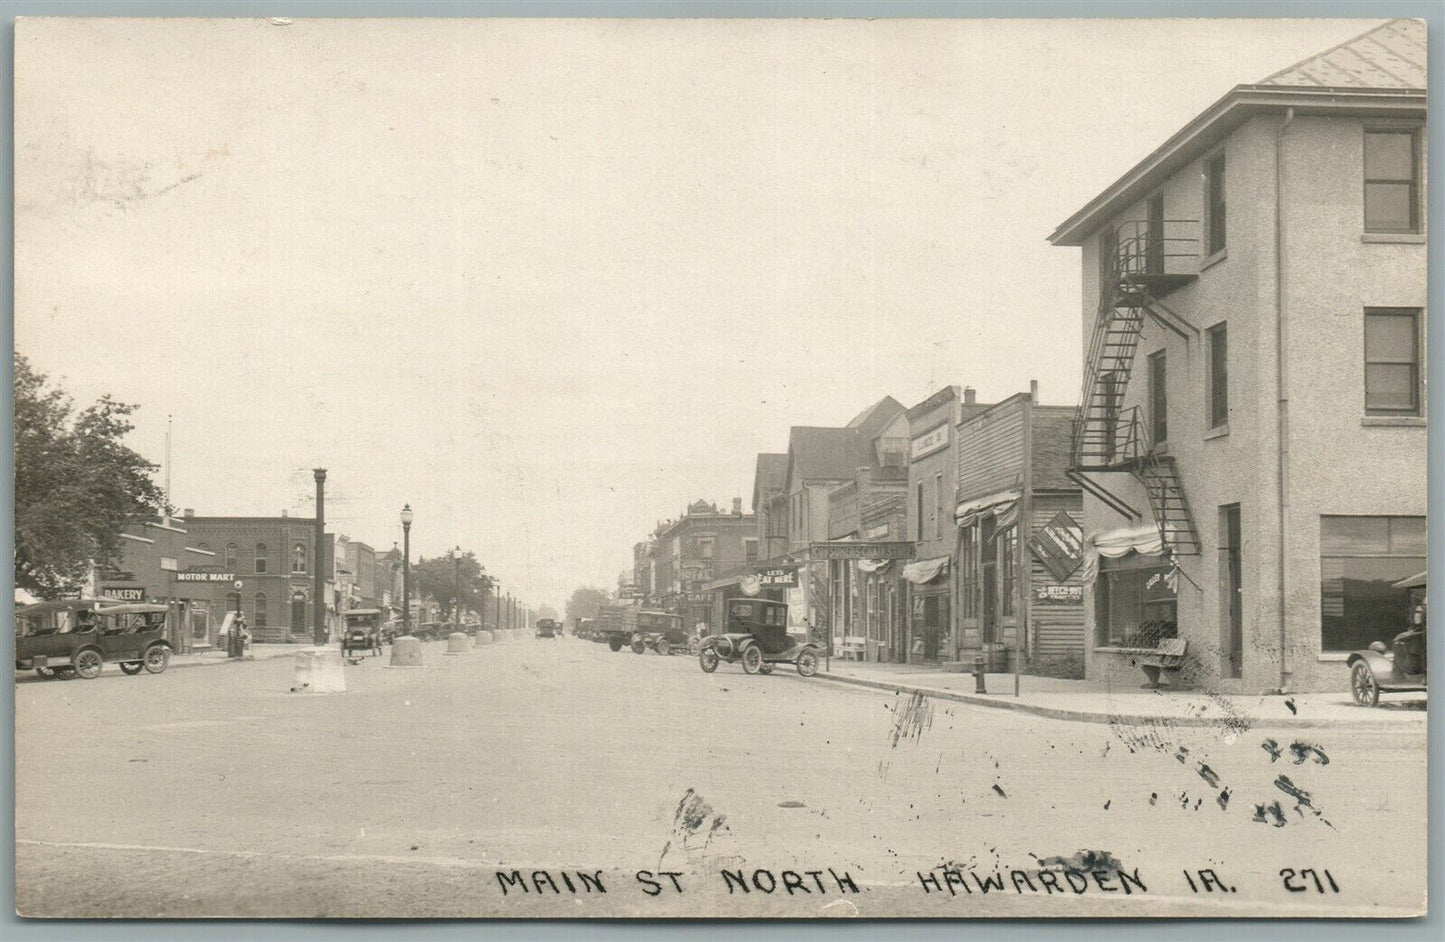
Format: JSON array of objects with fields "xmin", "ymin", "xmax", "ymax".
[
  {"xmin": 657, "ymin": 639, "xmax": 671, "ymax": 657},
  {"xmin": 699, "ymin": 648, "xmax": 720, "ymax": 673},
  {"xmin": 120, "ymin": 661, "xmax": 144, "ymax": 675},
  {"xmin": 54, "ymin": 667, "xmax": 77, "ymax": 680},
  {"xmin": 688, "ymin": 638, "xmax": 701, "ymax": 657},
  {"xmin": 1350, "ymin": 661, "xmax": 1379, "ymax": 707},
  {"xmin": 797, "ymin": 649, "xmax": 819, "ymax": 677},
  {"xmin": 74, "ymin": 648, "xmax": 104, "ymax": 680},
  {"xmin": 608, "ymin": 637, "xmax": 623, "ymax": 652},
  {"xmin": 631, "ymin": 640, "xmax": 646, "ymax": 655},
  {"xmin": 144, "ymin": 645, "xmax": 171, "ymax": 674},
  {"xmin": 759, "ymin": 662, "xmax": 774, "ymax": 675},
  {"xmin": 741, "ymin": 645, "xmax": 763, "ymax": 674}
]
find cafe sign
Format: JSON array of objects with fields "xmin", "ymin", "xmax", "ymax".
[
  {"xmin": 810, "ymin": 542, "xmax": 917, "ymax": 560},
  {"xmin": 176, "ymin": 570, "xmax": 237, "ymax": 583},
  {"xmin": 757, "ymin": 566, "xmax": 798, "ymax": 587}
]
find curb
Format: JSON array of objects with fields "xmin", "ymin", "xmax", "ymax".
[{"xmin": 804, "ymin": 670, "xmax": 1425, "ymax": 730}]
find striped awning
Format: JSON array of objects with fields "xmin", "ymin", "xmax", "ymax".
[
  {"xmin": 955, "ymin": 490, "xmax": 1021, "ymax": 525},
  {"xmin": 902, "ymin": 555, "xmax": 950, "ymax": 585}
]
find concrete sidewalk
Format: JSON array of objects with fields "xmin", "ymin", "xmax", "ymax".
[{"xmin": 809, "ymin": 658, "xmax": 1427, "ymax": 729}]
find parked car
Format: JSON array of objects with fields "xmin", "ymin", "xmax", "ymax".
[
  {"xmin": 341, "ymin": 608, "xmax": 384, "ymax": 657},
  {"xmin": 16, "ymin": 599, "xmax": 173, "ymax": 680},
  {"xmin": 1347, "ymin": 570, "xmax": 1427, "ymax": 707},
  {"xmin": 535, "ymin": 618, "xmax": 560, "ymax": 639},
  {"xmin": 698, "ymin": 599, "xmax": 819, "ymax": 677},
  {"xmin": 633, "ymin": 611, "xmax": 694, "ymax": 656}
]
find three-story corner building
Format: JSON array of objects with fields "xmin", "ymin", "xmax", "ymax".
[
  {"xmin": 651, "ymin": 499, "xmax": 757, "ymax": 630},
  {"xmin": 1048, "ymin": 19, "xmax": 1426, "ymax": 694}
]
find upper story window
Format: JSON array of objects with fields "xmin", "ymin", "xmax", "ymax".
[
  {"xmin": 1149, "ymin": 349, "xmax": 1168, "ymax": 444},
  {"xmin": 254, "ymin": 543, "xmax": 268, "ymax": 574},
  {"xmin": 744, "ymin": 539, "xmax": 758, "ymax": 563},
  {"xmin": 1364, "ymin": 308, "xmax": 1422, "ymax": 415},
  {"xmin": 696, "ymin": 536, "xmax": 714, "ymax": 559},
  {"xmin": 1364, "ymin": 128, "xmax": 1421, "ymax": 234},
  {"xmin": 292, "ymin": 543, "xmax": 307, "ymax": 574},
  {"xmin": 224, "ymin": 543, "xmax": 238, "ymax": 569},
  {"xmin": 1205, "ymin": 151, "xmax": 1226, "ymax": 255},
  {"xmin": 916, "ymin": 482, "xmax": 926, "ymax": 540},
  {"xmin": 1207, "ymin": 323, "xmax": 1229, "ymax": 430}
]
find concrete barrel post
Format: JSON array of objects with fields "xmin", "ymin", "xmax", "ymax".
[
  {"xmin": 293, "ymin": 648, "xmax": 346, "ymax": 693},
  {"xmin": 389, "ymin": 635, "xmax": 424, "ymax": 667},
  {"xmin": 445, "ymin": 632, "xmax": 470, "ymax": 656},
  {"xmin": 474, "ymin": 630, "xmax": 492, "ymax": 645}
]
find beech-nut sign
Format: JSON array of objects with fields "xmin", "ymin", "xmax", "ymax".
[{"xmin": 1028, "ymin": 511, "xmax": 1085, "ymax": 583}]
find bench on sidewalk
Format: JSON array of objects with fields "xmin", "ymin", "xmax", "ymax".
[
  {"xmin": 1140, "ymin": 638, "xmax": 1188, "ymax": 689},
  {"xmin": 838, "ymin": 636, "xmax": 866, "ymax": 660}
]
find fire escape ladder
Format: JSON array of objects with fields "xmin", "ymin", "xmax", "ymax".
[{"xmin": 1137, "ymin": 454, "xmax": 1201, "ymax": 557}]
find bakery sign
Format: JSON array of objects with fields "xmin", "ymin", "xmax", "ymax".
[
  {"xmin": 101, "ymin": 586, "xmax": 146, "ymax": 601},
  {"xmin": 910, "ymin": 423, "xmax": 949, "ymax": 460}
]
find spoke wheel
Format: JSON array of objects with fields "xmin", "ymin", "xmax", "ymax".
[
  {"xmin": 741, "ymin": 645, "xmax": 763, "ymax": 674},
  {"xmin": 631, "ymin": 640, "xmax": 646, "ymax": 655},
  {"xmin": 119, "ymin": 662, "xmax": 144, "ymax": 675},
  {"xmin": 74, "ymin": 648, "xmax": 104, "ymax": 680},
  {"xmin": 797, "ymin": 649, "xmax": 819, "ymax": 677},
  {"xmin": 699, "ymin": 648, "xmax": 720, "ymax": 673},
  {"xmin": 144, "ymin": 645, "xmax": 171, "ymax": 674},
  {"xmin": 758, "ymin": 662, "xmax": 774, "ymax": 675},
  {"xmin": 1351, "ymin": 661, "xmax": 1379, "ymax": 707},
  {"xmin": 657, "ymin": 640, "xmax": 671, "ymax": 657}
]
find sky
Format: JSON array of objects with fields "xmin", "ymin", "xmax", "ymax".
[{"xmin": 14, "ymin": 16, "xmax": 1377, "ymax": 612}]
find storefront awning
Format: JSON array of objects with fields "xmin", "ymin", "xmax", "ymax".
[
  {"xmin": 1394, "ymin": 571, "xmax": 1427, "ymax": 589},
  {"xmin": 955, "ymin": 489, "xmax": 1021, "ymax": 525},
  {"xmin": 902, "ymin": 555, "xmax": 950, "ymax": 585},
  {"xmin": 1091, "ymin": 523, "xmax": 1165, "ymax": 559},
  {"xmin": 856, "ymin": 559, "xmax": 892, "ymax": 574}
]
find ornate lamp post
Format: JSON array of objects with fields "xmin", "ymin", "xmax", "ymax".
[{"xmin": 400, "ymin": 504, "xmax": 414, "ymax": 635}]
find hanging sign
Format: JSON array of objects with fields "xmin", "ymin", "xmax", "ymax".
[
  {"xmin": 757, "ymin": 566, "xmax": 798, "ymax": 587},
  {"xmin": 1028, "ymin": 511, "xmax": 1085, "ymax": 582},
  {"xmin": 810, "ymin": 542, "xmax": 917, "ymax": 560}
]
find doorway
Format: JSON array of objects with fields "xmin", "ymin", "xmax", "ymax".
[
  {"xmin": 1220, "ymin": 504, "xmax": 1243, "ymax": 679},
  {"xmin": 981, "ymin": 516, "xmax": 998, "ymax": 643},
  {"xmin": 291, "ymin": 592, "xmax": 308, "ymax": 634}
]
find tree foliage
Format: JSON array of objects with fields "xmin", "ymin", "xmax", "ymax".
[
  {"xmin": 565, "ymin": 586, "xmax": 611, "ymax": 624},
  {"xmin": 413, "ymin": 550, "xmax": 495, "ymax": 618},
  {"xmin": 535, "ymin": 604, "xmax": 560, "ymax": 623},
  {"xmin": 14, "ymin": 353, "xmax": 165, "ymax": 595}
]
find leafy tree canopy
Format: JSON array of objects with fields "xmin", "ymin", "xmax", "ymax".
[
  {"xmin": 565, "ymin": 586, "xmax": 611, "ymax": 624},
  {"xmin": 412, "ymin": 550, "xmax": 494, "ymax": 618},
  {"xmin": 14, "ymin": 353, "xmax": 164, "ymax": 596}
]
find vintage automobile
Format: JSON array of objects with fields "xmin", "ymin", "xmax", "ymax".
[
  {"xmin": 631, "ymin": 611, "xmax": 695, "ymax": 656},
  {"xmin": 380, "ymin": 619, "xmax": 405, "ymax": 644},
  {"xmin": 16, "ymin": 599, "xmax": 173, "ymax": 680},
  {"xmin": 414, "ymin": 621, "xmax": 444, "ymax": 642},
  {"xmin": 575, "ymin": 617, "xmax": 598, "ymax": 642},
  {"xmin": 535, "ymin": 618, "xmax": 560, "ymax": 639},
  {"xmin": 697, "ymin": 599, "xmax": 819, "ymax": 677},
  {"xmin": 1347, "ymin": 570, "xmax": 1427, "ymax": 707},
  {"xmin": 341, "ymin": 608, "xmax": 385, "ymax": 657}
]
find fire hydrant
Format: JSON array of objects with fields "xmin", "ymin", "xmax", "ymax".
[{"xmin": 973, "ymin": 652, "xmax": 987, "ymax": 694}]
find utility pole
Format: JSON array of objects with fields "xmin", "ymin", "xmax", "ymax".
[
  {"xmin": 313, "ymin": 469, "xmax": 327, "ymax": 646},
  {"xmin": 452, "ymin": 546, "xmax": 462, "ymax": 623}
]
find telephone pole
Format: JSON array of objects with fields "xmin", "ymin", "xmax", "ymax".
[{"xmin": 312, "ymin": 469, "xmax": 327, "ymax": 646}]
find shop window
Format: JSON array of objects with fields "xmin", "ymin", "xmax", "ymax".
[
  {"xmin": 998, "ymin": 525, "xmax": 1017, "ymax": 617},
  {"xmin": 1095, "ymin": 560, "xmax": 1178, "ymax": 647},
  {"xmin": 960, "ymin": 524, "xmax": 979, "ymax": 619},
  {"xmin": 1364, "ymin": 128, "xmax": 1421, "ymax": 233},
  {"xmin": 292, "ymin": 543, "xmax": 307, "ymax": 574},
  {"xmin": 1364, "ymin": 308, "xmax": 1421, "ymax": 415},
  {"xmin": 696, "ymin": 536, "xmax": 714, "ymax": 559},
  {"xmin": 1320, "ymin": 516, "xmax": 1425, "ymax": 652},
  {"xmin": 253, "ymin": 593, "xmax": 268, "ymax": 628},
  {"xmin": 255, "ymin": 542, "xmax": 268, "ymax": 574}
]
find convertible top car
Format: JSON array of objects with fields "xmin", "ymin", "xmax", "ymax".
[{"xmin": 1346, "ymin": 570, "xmax": 1426, "ymax": 707}]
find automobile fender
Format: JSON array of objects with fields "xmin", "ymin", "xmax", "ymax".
[{"xmin": 1346, "ymin": 650, "xmax": 1397, "ymax": 684}]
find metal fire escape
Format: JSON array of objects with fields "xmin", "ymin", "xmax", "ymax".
[{"xmin": 1069, "ymin": 219, "xmax": 1202, "ymax": 557}]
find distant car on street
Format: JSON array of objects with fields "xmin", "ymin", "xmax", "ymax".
[
  {"xmin": 16, "ymin": 599, "xmax": 173, "ymax": 680},
  {"xmin": 535, "ymin": 618, "xmax": 560, "ymax": 639},
  {"xmin": 341, "ymin": 608, "xmax": 384, "ymax": 657}
]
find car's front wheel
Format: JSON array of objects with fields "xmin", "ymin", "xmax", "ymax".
[
  {"xmin": 120, "ymin": 661, "xmax": 144, "ymax": 675},
  {"xmin": 631, "ymin": 640, "xmax": 646, "ymax": 655},
  {"xmin": 698, "ymin": 648, "xmax": 720, "ymax": 673},
  {"xmin": 657, "ymin": 639, "xmax": 671, "ymax": 657},
  {"xmin": 741, "ymin": 645, "xmax": 763, "ymax": 674},
  {"xmin": 797, "ymin": 649, "xmax": 819, "ymax": 677},
  {"xmin": 608, "ymin": 637, "xmax": 623, "ymax": 652},
  {"xmin": 74, "ymin": 648, "xmax": 104, "ymax": 680},
  {"xmin": 1351, "ymin": 661, "xmax": 1380, "ymax": 707}
]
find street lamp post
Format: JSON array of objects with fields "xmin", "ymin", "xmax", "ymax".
[
  {"xmin": 230, "ymin": 579, "xmax": 244, "ymax": 658},
  {"xmin": 452, "ymin": 546, "xmax": 462, "ymax": 624},
  {"xmin": 400, "ymin": 504, "xmax": 414, "ymax": 636}
]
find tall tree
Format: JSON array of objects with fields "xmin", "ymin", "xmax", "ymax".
[
  {"xmin": 413, "ymin": 551, "xmax": 494, "ymax": 618},
  {"xmin": 14, "ymin": 353, "xmax": 164, "ymax": 596},
  {"xmin": 565, "ymin": 586, "xmax": 610, "ymax": 624}
]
